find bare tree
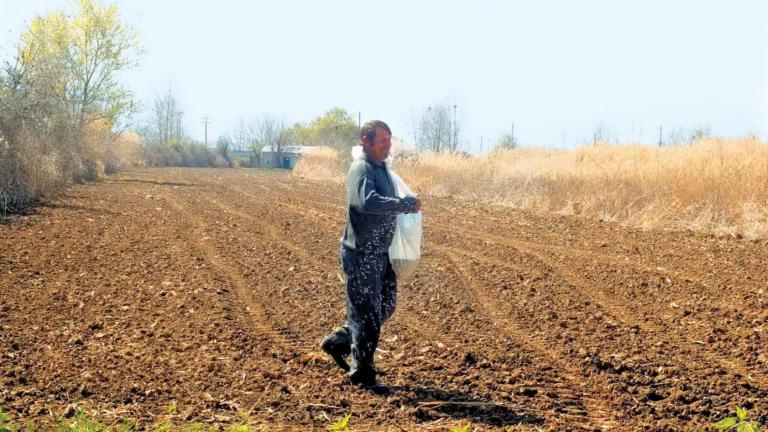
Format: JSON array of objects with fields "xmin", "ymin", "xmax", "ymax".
[
  {"xmin": 664, "ymin": 125, "xmax": 711, "ymax": 146},
  {"xmin": 592, "ymin": 122, "xmax": 612, "ymax": 145},
  {"xmin": 414, "ymin": 102, "xmax": 463, "ymax": 152},
  {"xmin": 254, "ymin": 115, "xmax": 294, "ymax": 167},
  {"xmin": 665, "ymin": 127, "xmax": 686, "ymax": 146},
  {"xmin": 232, "ymin": 117, "xmax": 258, "ymax": 152},
  {"xmin": 148, "ymin": 87, "xmax": 184, "ymax": 146},
  {"xmin": 690, "ymin": 125, "xmax": 712, "ymax": 141}
]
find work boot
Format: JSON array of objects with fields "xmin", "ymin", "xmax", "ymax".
[
  {"xmin": 362, "ymin": 381, "xmax": 392, "ymax": 395},
  {"xmin": 320, "ymin": 332, "xmax": 350, "ymax": 372},
  {"xmin": 349, "ymin": 367, "xmax": 390, "ymax": 395}
]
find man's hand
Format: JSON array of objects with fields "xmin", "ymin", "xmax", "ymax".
[
  {"xmin": 413, "ymin": 197, "xmax": 422, "ymax": 212},
  {"xmin": 401, "ymin": 196, "xmax": 422, "ymax": 213}
]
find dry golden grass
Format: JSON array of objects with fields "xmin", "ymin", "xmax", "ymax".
[
  {"xmin": 293, "ymin": 137, "xmax": 768, "ymax": 239},
  {"xmin": 0, "ymin": 121, "xmax": 144, "ymax": 216},
  {"xmin": 292, "ymin": 146, "xmax": 345, "ymax": 181},
  {"xmin": 105, "ymin": 131, "xmax": 144, "ymax": 172}
]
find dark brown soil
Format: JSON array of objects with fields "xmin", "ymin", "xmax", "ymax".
[{"xmin": 1, "ymin": 168, "xmax": 767, "ymax": 431}]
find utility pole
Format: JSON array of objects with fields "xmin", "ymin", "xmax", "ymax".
[
  {"xmin": 453, "ymin": 104, "xmax": 458, "ymax": 151},
  {"xmin": 659, "ymin": 126, "xmax": 663, "ymax": 147},
  {"xmin": 358, "ymin": 111, "xmax": 361, "ymax": 130},
  {"xmin": 480, "ymin": 136, "xmax": 483, "ymax": 152},
  {"xmin": 202, "ymin": 117, "xmax": 211, "ymax": 147}
]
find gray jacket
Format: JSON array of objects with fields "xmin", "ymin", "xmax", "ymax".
[{"xmin": 340, "ymin": 154, "xmax": 417, "ymax": 254}]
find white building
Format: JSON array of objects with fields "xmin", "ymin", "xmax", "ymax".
[{"xmin": 260, "ymin": 145, "xmax": 317, "ymax": 169}]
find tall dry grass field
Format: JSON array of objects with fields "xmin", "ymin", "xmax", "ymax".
[
  {"xmin": 0, "ymin": 123, "xmax": 143, "ymax": 217},
  {"xmin": 292, "ymin": 146, "xmax": 346, "ymax": 180},
  {"xmin": 293, "ymin": 137, "xmax": 768, "ymax": 238}
]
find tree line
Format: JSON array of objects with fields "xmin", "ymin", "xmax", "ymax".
[
  {"xmin": 138, "ymin": 90, "xmax": 521, "ymax": 170},
  {"xmin": 0, "ymin": 0, "xmax": 517, "ymax": 218},
  {"xmin": 136, "ymin": 93, "xmax": 365, "ymax": 168},
  {"xmin": 0, "ymin": 0, "xmax": 141, "ymax": 216}
]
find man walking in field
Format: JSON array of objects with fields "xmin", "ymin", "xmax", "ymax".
[{"xmin": 320, "ymin": 120, "xmax": 421, "ymax": 395}]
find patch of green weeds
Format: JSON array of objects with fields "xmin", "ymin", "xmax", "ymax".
[
  {"xmin": 699, "ymin": 407, "xmax": 764, "ymax": 432},
  {"xmin": 55, "ymin": 409, "xmax": 135, "ymax": 432},
  {"xmin": 0, "ymin": 409, "xmax": 24, "ymax": 432},
  {"xmin": 328, "ymin": 414, "xmax": 351, "ymax": 432},
  {"xmin": 1, "ymin": 406, "xmax": 265, "ymax": 432}
]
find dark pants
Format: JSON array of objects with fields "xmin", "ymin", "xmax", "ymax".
[{"xmin": 325, "ymin": 246, "xmax": 397, "ymax": 384}]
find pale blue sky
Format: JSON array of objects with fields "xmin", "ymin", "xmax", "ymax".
[{"xmin": 2, "ymin": 0, "xmax": 767, "ymax": 151}]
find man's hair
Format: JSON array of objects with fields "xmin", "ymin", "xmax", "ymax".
[{"xmin": 360, "ymin": 120, "xmax": 391, "ymax": 144}]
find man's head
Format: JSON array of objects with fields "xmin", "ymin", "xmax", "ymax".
[{"xmin": 360, "ymin": 120, "xmax": 392, "ymax": 163}]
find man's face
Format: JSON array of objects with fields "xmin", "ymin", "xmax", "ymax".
[{"xmin": 362, "ymin": 127, "xmax": 392, "ymax": 163}]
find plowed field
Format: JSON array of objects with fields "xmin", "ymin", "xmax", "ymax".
[{"xmin": 2, "ymin": 168, "xmax": 767, "ymax": 431}]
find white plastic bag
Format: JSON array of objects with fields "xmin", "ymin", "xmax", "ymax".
[
  {"xmin": 351, "ymin": 145, "xmax": 364, "ymax": 160},
  {"xmin": 388, "ymin": 169, "xmax": 422, "ymax": 280}
]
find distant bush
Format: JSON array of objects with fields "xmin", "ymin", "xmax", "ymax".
[
  {"xmin": 142, "ymin": 141, "xmax": 229, "ymax": 168},
  {"xmin": 0, "ymin": 0, "xmax": 140, "ymax": 217}
]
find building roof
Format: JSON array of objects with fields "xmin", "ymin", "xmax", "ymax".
[{"xmin": 261, "ymin": 145, "xmax": 318, "ymax": 154}]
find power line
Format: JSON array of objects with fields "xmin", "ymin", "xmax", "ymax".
[{"xmin": 202, "ymin": 116, "xmax": 211, "ymax": 146}]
